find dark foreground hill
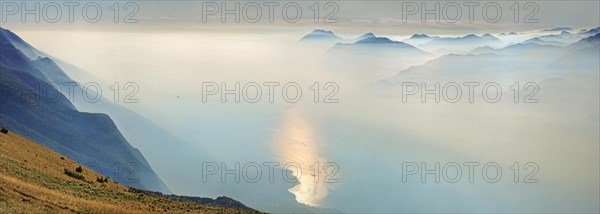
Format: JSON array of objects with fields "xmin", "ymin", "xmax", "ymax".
[{"xmin": 0, "ymin": 132, "xmax": 259, "ymax": 213}]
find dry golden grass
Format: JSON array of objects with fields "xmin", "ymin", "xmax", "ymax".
[{"xmin": 0, "ymin": 132, "xmax": 259, "ymax": 213}]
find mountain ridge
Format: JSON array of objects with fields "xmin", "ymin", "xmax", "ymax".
[{"xmin": 0, "ymin": 27, "xmax": 171, "ymax": 193}]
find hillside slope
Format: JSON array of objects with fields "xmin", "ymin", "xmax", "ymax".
[{"xmin": 0, "ymin": 132, "xmax": 258, "ymax": 213}]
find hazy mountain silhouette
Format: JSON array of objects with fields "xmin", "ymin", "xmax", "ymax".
[
  {"xmin": 522, "ymin": 37, "xmax": 568, "ymax": 46},
  {"xmin": 0, "ymin": 27, "xmax": 171, "ymax": 193},
  {"xmin": 402, "ymin": 34, "xmax": 439, "ymax": 46},
  {"xmin": 580, "ymin": 27, "xmax": 600, "ymax": 36},
  {"xmin": 385, "ymin": 30, "xmax": 598, "ymax": 85},
  {"xmin": 419, "ymin": 33, "xmax": 503, "ymax": 51},
  {"xmin": 354, "ymin": 32, "xmax": 376, "ymax": 41},
  {"xmin": 468, "ymin": 46, "xmax": 497, "ymax": 55},
  {"xmin": 299, "ymin": 29, "xmax": 342, "ymax": 42},
  {"xmin": 569, "ymin": 33, "xmax": 600, "ymax": 50},
  {"xmin": 330, "ymin": 36, "xmax": 430, "ymax": 56},
  {"xmin": 541, "ymin": 27, "xmax": 574, "ymax": 32}
]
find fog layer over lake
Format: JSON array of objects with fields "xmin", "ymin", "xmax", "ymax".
[{"xmin": 17, "ymin": 29, "xmax": 599, "ymax": 213}]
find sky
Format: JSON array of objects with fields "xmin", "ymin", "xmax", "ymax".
[{"xmin": 1, "ymin": 0, "xmax": 599, "ymax": 34}]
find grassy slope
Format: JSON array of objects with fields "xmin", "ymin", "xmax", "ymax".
[{"xmin": 0, "ymin": 132, "xmax": 259, "ymax": 213}]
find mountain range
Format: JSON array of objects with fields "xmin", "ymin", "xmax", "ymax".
[
  {"xmin": 385, "ymin": 32, "xmax": 599, "ymax": 84},
  {"xmin": 418, "ymin": 33, "xmax": 504, "ymax": 52},
  {"xmin": 297, "ymin": 27, "xmax": 598, "ymax": 90}
]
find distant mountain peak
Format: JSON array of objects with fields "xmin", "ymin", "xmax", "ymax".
[
  {"xmin": 361, "ymin": 32, "xmax": 375, "ymax": 37},
  {"xmin": 34, "ymin": 56, "xmax": 52, "ymax": 62},
  {"xmin": 409, "ymin": 34, "xmax": 430, "ymax": 39},
  {"xmin": 475, "ymin": 45, "xmax": 495, "ymax": 50},
  {"xmin": 299, "ymin": 29, "xmax": 342, "ymax": 42},
  {"xmin": 463, "ymin": 34, "xmax": 479, "ymax": 39},
  {"xmin": 32, "ymin": 56, "xmax": 61, "ymax": 69},
  {"xmin": 355, "ymin": 36, "xmax": 398, "ymax": 44},
  {"xmin": 330, "ymin": 35, "xmax": 429, "ymax": 56},
  {"xmin": 542, "ymin": 27, "xmax": 573, "ymax": 32},
  {"xmin": 559, "ymin": 31, "xmax": 573, "ymax": 36},
  {"xmin": 459, "ymin": 33, "xmax": 500, "ymax": 40},
  {"xmin": 581, "ymin": 27, "xmax": 600, "ymax": 35},
  {"xmin": 357, "ymin": 32, "xmax": 376, "ymax": 40},
  {"xmin": 526, "ymin": 37, "xmax": 544, "ymax": 42},
  {"xmin": 468, "ymin": 46, "xmax": 497, "ymax": 55},
  {"xmin": 571, "ymin": 33, "xmax": 600, "ymax": 47},
  {"xmin": 312, "ymin": 29, "xmax": 335, "ymax": 34}
]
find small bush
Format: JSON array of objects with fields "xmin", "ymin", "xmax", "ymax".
[
  {"xmin": 75, "ymin": 165, "xmax": 83, "ymax": 173},
  {"xmin": 64, "ymin": 169, "xmax": 85, "ymax": 180},
  {"xmin": 128, "ymin": 187, "xmax": 143, "ymax": 193},
  {"xmin": 96, "ymin": 177, "xmax": 109, "ymax": 183}
]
